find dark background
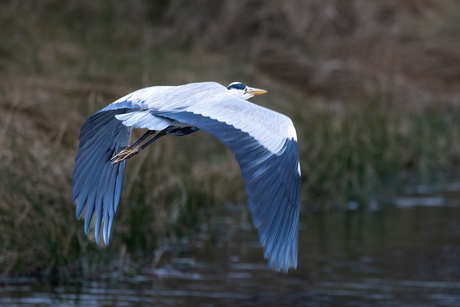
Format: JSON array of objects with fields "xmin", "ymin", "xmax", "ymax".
[{"xmin": 1, "ymin": 0, "xmax": 460, "ymax": 282}]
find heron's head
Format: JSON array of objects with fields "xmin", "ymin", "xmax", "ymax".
[{"xmin": 227, "ymin": 82, "xmax": 267, "ymax": 100}]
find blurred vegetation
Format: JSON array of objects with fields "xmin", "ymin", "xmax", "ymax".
[{"xmin": 1, "ymin": 0, "xmax": 460, "ymax": 279}]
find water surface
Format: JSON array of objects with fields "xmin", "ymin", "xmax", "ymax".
[{"xmin": 3, "ymin": 187, "xmax": 460, "ymax": 306}]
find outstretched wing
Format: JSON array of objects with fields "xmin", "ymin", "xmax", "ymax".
[
  {"xmin": 72, "ymin": 108, "xmax": 132, "ymax": 244},
  {"xmin": 73, "ymin": 89, "xmax": 169, "ymax": 244},
  {"xmin": 72, "ymin": 85, "xmax": 195, "ymax": 244},
  {"xmin": 143, "ymin": 83, "xmax": 301, "ymax": 272}
]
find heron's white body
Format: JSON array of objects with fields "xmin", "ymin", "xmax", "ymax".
[{"xmin": 108, "ymin": 82, "xmax": 297, "ymax": 154}]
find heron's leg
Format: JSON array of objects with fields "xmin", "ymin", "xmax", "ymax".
[
  {"xmin": 111, "ymin": 130, "xmax": 168, "ymax": 165},
  {"xmin": 137, "ymin": 130, "xmax": 168, "ymax": 151},
  {"xmin": 131, "ymin": 130, "xmax": 157, "ymax": 147}
]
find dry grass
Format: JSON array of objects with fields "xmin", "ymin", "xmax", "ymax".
[
  {"xmin": 1, "ymin": 0, "xmax": 460, "ymax": 279},
  {"xmin": 160, "ymin": 0, "xmax": 460, "ymax": 100}
]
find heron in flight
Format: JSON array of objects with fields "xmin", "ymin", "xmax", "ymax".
[{"xmin": 73, "ymin": 81, "xmax": 301, "ymax": 272}]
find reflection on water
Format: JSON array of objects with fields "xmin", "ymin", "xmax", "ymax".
[{"xmin": 3, "ymin": 186, "xmax": 460, "ymax": 306}]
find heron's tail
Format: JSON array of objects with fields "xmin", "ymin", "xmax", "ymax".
[{"xmin": 72, "ymin": 109, "xmax": 132, "ymax": 244}]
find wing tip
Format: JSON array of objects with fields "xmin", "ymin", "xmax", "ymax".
[{"xmin": 267, "ymin": 255, "xmax": 298, "ymax": 273}]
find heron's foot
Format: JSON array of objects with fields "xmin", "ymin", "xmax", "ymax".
[{"xmin": 111, "ymin": 146, "xmax": 141, "ymax": 165}]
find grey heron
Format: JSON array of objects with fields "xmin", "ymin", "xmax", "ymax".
[{"xmin": 72, "ymin": 81, "xmax": 301, "ymax": 272}]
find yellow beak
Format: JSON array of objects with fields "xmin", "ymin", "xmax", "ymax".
[{"xmin": 246, "ymin": 87, "xmax": 267, "ymax": 96}]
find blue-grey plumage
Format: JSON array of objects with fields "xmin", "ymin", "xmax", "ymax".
[{"xmin": 72, "ymin": 81, "xmax": 301, "ymax": 273}]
